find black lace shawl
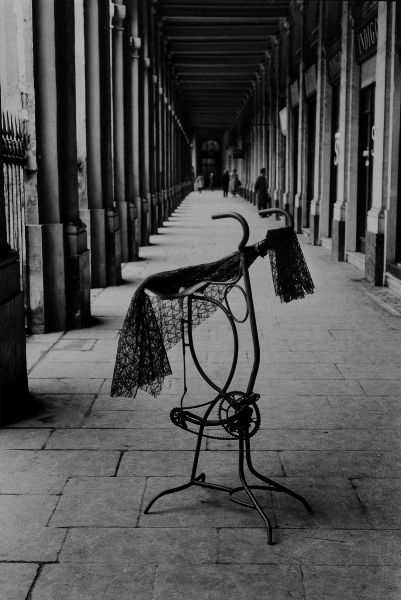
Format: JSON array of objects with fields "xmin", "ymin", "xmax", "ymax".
[{"xmin": 111, "ymin": 227, "xmax": 314, "ymax": 398}]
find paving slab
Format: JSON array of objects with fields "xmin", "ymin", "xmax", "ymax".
[
  {"xmin": 0, "ymin": 428, "xmax": 51, "ymax": 449},
  {"xmin": 49, "ymin": 476, "xmax": 146, "ymax": 527},
  {"xmin": 30, "ymin": 564, "xmax": 155, "ymax": 600},
  {"xmin": 352, "ymin": 478, "xmax": 401, "ymax": 528},
  {"xmin": 0, "ymin": 564, "xmax": 39, "ymax": 600},
  {"xmin": 29, "ymin": 378, "xmax": 104, "ymax": 395},
  {"xmin": 0, "ymin": 495, "xmax": 66, "ymax": 562},
  {"xmin": 59, "ymin": 527, "xmax": 217, "ymax": 564},
  {"xmin": 117, "ymin": 449, "xmax": 282, "ymax": 477},
  {"xmin": 272, "ymin": 477, "xmax": 370, "ymax": 529},
  {"xmin": 7, "ymin": 395, "xmax": 94, "ymax": 428},
  {"xmin": 0, "ymin": 450, "xmax": 119, "ymax": 493},
  {"xmin": 302, "ymin": 566, "xmax": 401, "ymax": 600},
  {"xmin": 46, "ymin": 427, "xmax": 204, "ymax": 450},
  {"xmin": 152, "ymin": 564, "xmax": 304, "ymax": 600},
  {"xmin": 219, "ymin": 528, "xmax": 401, "ymax": 565}
]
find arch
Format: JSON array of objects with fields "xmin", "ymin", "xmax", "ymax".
[{"xmin": 201, "ymin": 139, "xmax": 220, "ymax": 153}]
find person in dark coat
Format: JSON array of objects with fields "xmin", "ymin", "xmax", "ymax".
[
  {"xmin": 254, "ymin": 167, "xmax": 270, "ymax": 211},
  {"xmin": 222, "ymin": 169, "xmax": 230, "ymax": 197}
]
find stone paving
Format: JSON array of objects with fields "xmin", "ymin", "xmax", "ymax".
[{"xmin": 3, "ymin": 190, "xmax": 401, "ymax": 599}]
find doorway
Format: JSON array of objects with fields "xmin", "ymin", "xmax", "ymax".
[{"xmin": 356, "ymin": 84, "xmax": 375, "ymax": 253}]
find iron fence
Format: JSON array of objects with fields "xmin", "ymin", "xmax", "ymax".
[{"xmin": 2, "ymin": 110, "xmax": 28, "ymax": 307}]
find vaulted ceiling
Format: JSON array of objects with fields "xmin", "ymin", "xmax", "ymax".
[{"xmin": 158, "ymin": 0, "xmax": 291, "ymax": 135}]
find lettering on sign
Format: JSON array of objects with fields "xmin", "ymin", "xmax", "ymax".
[
  {"xmin": 327, "ymin": 50, "xmax": 341, "ymax": 85},
  {"xmin": 355, "ymin": 14, "xmax": 378, "ymax": 63}
]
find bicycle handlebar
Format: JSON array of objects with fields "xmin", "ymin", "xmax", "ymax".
[
  {"xmin": 258, "ymin": 208, "xmax": 294, "ymax": 228},
  {"xmin": 211, "ymin": 212, "xmax": 249, "ymax": 251},
  {"xmin": 212, "ymin": 208, "xmax": 294, "ymax": 251}
]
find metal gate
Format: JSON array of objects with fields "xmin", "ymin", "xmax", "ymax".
[{"xmin": 2, "ymin": 111, "xmax": 28, "ymax": 306}]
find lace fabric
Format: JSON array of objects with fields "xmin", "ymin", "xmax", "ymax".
[
  {"xmin": 111, "ymin": 248, "xmax": 258, "ymax": 398},
  {"xmin": 111, "ymin": 228, "xmax": 314, "ymax": 399}
]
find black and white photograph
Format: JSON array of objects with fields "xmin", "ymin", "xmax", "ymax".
[{"xmin": 1, "ymin": 1, "xmax": 401, "ymax": 598}]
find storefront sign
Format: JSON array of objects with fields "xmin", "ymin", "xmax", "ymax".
[
  {"xmin": 355, "ymin": 13, "xmax": 378, "ymax": 63},
  {"xmin": 305, "ymin": 65, "xmax": 317, "ymax": 98},
  {"xmin": 327, "ymin": 48, "xmax": 342, "ymax": 85}
]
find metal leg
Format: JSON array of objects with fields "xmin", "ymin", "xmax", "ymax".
[
  {"xmin": 144, "ymin": 479, "xmax": 197, "ymax": 514},
  {"xmin": 244, "ymin": 430, "xmax": 313, "ymax": 514},
  {"xmin": 238, "ymin": 432, "xmax": 274, "ymax": 545}
]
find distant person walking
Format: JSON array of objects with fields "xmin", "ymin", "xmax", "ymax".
[
  {"xmin": 209, "ymin": 172, "xmax": 215, "ymax": 191},
  {"xmin": 229, "ymin": 169, "xmax": 239, "ymax": 197},
  {"xmin": 222, "ymin": 169, "xmax": 230, "ymax": 197},
  {"xmin": 194, "ymin": 174, "xmax": 204, "ymax": 193},
  {"xmin": 254, "ymin": 167, "xmax": 270, "ymax": 211}
]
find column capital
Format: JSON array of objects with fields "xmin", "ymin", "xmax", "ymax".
[
  {"xmin": 111, "ymin": 2, "xmax": 126, "ymax": 30},
  {"xmin": 129, "ymin": 35, "xmax": 141, "ymax": 59}
]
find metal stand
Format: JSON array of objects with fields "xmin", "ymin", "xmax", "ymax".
[{"xmin": 144, "ymin": 211, "xmax": 312, "ymax": 544}]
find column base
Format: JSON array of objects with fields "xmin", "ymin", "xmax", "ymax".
[
  {"xmin": 309, "ymin": 212, "xmax": 320, "ymax": 246},
  {"xmin": 282, "ymin": 191, "xmax": 291, "ymax": 214},
  {"xmin": 0, "ymin": 253, "xmax": 29, "ymax": 425},
  {"xmin": 128, "ymin": 201, "xmax": 139, "ymax": 261},
  {"xmin": 141, "ymin": 197, "xmax": 150, "ymax": 246},
  {"xmin": 331, "ymin": 219, "xmax": 346, "ymax": 262},
  {"xmin": 117, "ymin": 200, "xmax": 129, "ymax": 263},
  {"xmin": 106, "ymin": 208, "xmax": 122, "ymax": 286},
  {"xmin": 26, "ymin": 223, "xmax": 66, "ymax": 333},
  {"xmin": 83, "ymin": 208, "xmax": 107, "ymax": 288},
  {"xmin": 65, "ymin": 222, "xmax": 91, "ymax": 328},
  {"xmin": 151, "ymin": 193, "xmax": 158, "ymax": 235},
  {"xmin": 294, "ymin": 196, "xmax": 303, "ymax": 233},
  {"xmin": 365, "ymin": 230, "xmax": 384, "ymax": 285}
]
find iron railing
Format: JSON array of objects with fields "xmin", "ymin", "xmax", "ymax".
[{"xmin": 2, "ymin": 110, "xmax": 28, "ymax": 304}]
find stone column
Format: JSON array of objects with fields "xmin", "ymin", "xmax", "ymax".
[
  {"xmin": 55, "ymin": 0, "xmax": 90, "ymax": 328},
  {"xmin": 332, "ymin": 0, "xmax": 359, "ymax": 262},
  {"xmin": 156, "ymin": 23, "xmax": 164, "ymax": 217},
  {"xmin": 139, "ymin": 0, "xmax": 151, "ymax": 243},
  {"xmin": 29, "ymin": 0, "xmax": 66, "ymax": 331},
  {"xmin": 259, "ymin": 64, "xmax": 267, "ymax": 171},
  {"xmin": 148, "ymin": 3, "xmax": 158, "ymax": 232},
  {"xmin": 126, "ymin": 0, "xmax": 141, "ymax": 252},
  {"xmin": 84, "ymin": 0, "xmax": 107, "ymax": 286},
  {"xmin": 309, "ymin": 3, "xmax": 324, "ymax": 245},
  {"xmin": 282, "ymin": 20, "xmax": 293, "ymax": 213},
  {"xmin": 383, "ymin": 2, "xmax": 401, "ymax": 272},
  {"xmin": 272, "ymin": 36, "xmax": 282, "ymax": 208},
  {"xmin": 99, "ymin": 0, "xmax": 121, "ymax": 285},
  {"xmin": 294, "ymin": 6, "xmax": 307, "ymax": 233},
  {"xmin": 267, "ymin": 63, "xmax": 276, "ymax": 203},
  {"xmin": 366, "ymin": 1, "xmax": 394, "ymax": 284},
  {"xmin": 0, "ymin": 86, "xmax": 28, "ymax": 423},
  {"xmin": 112, "ymin": 1, "xmax": 128, "ymax": 262}
]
